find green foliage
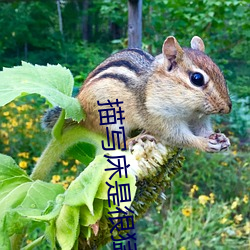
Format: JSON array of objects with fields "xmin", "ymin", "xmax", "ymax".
[
  {"xmin": 0, "ymin": 143, "xmax": 138, "ymax": 249},
  {"xmin": 137, "ymin": 196, "xmax": 249, "ymax": 249},
  {"xmin": 0, "ymin": 62, "xmax": 138, "ymax": 249},
  {"xmin": 0, "ymin": 66, "xmax": 249, "ymax": 248},
  {"xmin": 0, "ymin": 1, "xmax": 249, "ymax": 249},
  {"xmin": 0, "ymin": 62, "xmax": 84, "ymax": 121},
  {"xmin": 0, "ymin": 154, "xmax": 64, "ymax": 249},
  {"xmin": 61, "ymin": 42, "xmax": 110, "ymax": 86},
  {"xmin": 136, "ymin": 138, "xmax": 250, "ymax": 249},
  {"xmin": 0, "ymin": 0, "xmax": 249, "ymax": 100}
]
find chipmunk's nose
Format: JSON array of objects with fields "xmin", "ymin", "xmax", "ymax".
[{"xmin": 219, "ymin": 101, "xmax": 232, "ymax": 114}]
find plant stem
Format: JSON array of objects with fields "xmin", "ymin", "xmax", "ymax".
[
  {"xmin": 11, "ymin": 127, "xmax": 105, "ymax": 249},
  {"xmin": 30, "ymin": 125, "xmax": 105, "ymax": 181}
]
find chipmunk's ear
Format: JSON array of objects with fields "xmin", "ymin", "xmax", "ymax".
[
  {"xmin": 162, "ymin": 36, "xmax": 184, "ymax": 63},
  {"xmin": 191, "ymin": 36, "xmax": 205, "ymax": 52}
]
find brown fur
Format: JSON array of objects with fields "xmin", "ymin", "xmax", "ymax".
[{"xmin": 77, "ymin": 36, "xmax": 231, "ymax": 152}]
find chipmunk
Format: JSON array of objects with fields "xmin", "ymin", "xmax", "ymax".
[{"xmin": 44, "ymin": 36, "xmax": 232, "ymax": 153}]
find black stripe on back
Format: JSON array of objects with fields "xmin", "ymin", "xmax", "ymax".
[
  {"xmin": 125, "ymin": 48, "xmax": 154, "ymax": 62},
  {"xmin": 96, "ymin": 73, "xmax": 130, "ymax": 85},
  {"xmin": 91, "ymin": 60, "xmax": 140, "ymax": 79}
]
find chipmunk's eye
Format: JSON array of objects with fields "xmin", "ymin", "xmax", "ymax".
[{"xmin": 190, "ymin": 72, "xmax": 204, "ymax": 87}]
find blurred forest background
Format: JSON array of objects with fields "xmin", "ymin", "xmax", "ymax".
[{"xmin": 0, "ymin": 0, "xmax": 249, "ymax": 249}]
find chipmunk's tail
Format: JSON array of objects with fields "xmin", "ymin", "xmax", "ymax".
[{"xmin": 41, "ymin": 106, "xmax": 62, "ymax": 130}]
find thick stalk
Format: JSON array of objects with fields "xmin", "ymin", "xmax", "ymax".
[{"xmin": 30, "ymin": 126, "xmax": 106, "ymax": 181}]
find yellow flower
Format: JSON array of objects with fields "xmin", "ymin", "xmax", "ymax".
[
  {"xmin": 17, "ymin": 105, "xmax": 30, "ymax": 112},
  {"xmin": 32, "ymin": 157, "xmax": 39, "ymax": 162},
  {"xmin": 66, "ymin": 176, "xmax": 75, "ymax": 182},
  {"xmin": 243, "ymin": 195, "xmax": 248, "ymax": 204},
  {"xmin": 232, "ymin": 150, "xmax": 237, "ymax": 156},
  {"xmin": 179, "ymin": 247, "xmax": 186, "ymax": 250},
  {"xmin": 51, "ymin": 175, "xmax": 61, "ymax": 183},
  {"xmin": 182, "ymin": 207, "xmax": 192, "ymax": 217},
  {"xmin": 19, "ymin": 161, "xmax": 28, "ymax": 169},
  {"xmin": 209, "ymin": 193, "xmax": 215, "ymax": 204},
  {"xmin": 62, "ymin": 160, "xmax": 69, "ymax": 166},
  {"xmin": 11, "ymin": 119, "xmax": 18, "ymax": 127},
  {"xmin": 3, "ymin": 111, "xmax": 9, "ymax": 116},
  {"xmin": 198, "ymin": 195, "xmax": 210, "ymax": 206},
  {"xmin": 4, "ymin": 147, "xmax": 10, "ymax": 152},
  {"xmin": 3, "ymin": 138, "xmax": 9, "ymax": 145},
  {"xmin": 221, "ymin": 232, "xmax": 227, "ymax": 238},
  {"xmin": 220, "ymin": 217, "xmax": 228, "ymax": 224},
  {"xmin": 0, "ymin": 130, "xmax": 8, "ymax": 138},
  {"xmin": 26, "ymin": 239, "xmax": 32, "ymax": 244},
  {"xmin": 9, "ymin": 102, "xmax": 16, "ymax": 108},
  {"xmin": 244, "ymin": 221, "xmax": 250, "ymax": 234},
  {"xmin": 194, "ymin": 238, "xmax": 201, "ymax": 247},
  {"xmin": 236, "ymin": 229, "xmax": 242, "ymax": 237},
  {"xmin": 234, "ymin": 214, "xmax": 243, "ymax": 224},
  {"xmin": 221, "ymin": 162, "xmax": 228, "ymax": 167},
  {"xmin": 231, "ymin": 198, "xmax": 240, "ymax": 209},
  {"xmin": 75, "ymin": 159, "xmax": 81, "ymax": 165},
  {"xmin": 18, "ymin": 152, "xmax": 30, "ymax": 159},
  {"xmin": 26, "ymin": 121, "xmax": 33, "ymax": 129},
  {"xmin": 70, "ymin": 165, "xmax": 77, "ymax": 172},
  {"xmin": 63, "ymin": 182, "xmax": 69, "ymax": 189},
  {"xmin": 189, "ymin": 184, "xmax": 199, "ymax": 197}
]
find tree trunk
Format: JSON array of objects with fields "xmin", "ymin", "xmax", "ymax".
[
  {"xmin": 82, "ymin": 0, "xmax": 89, "ymax": 41},
  {"xmin": 56, "ymin": 0, "xmax": 64, "ymax": 36},
  {"xmin": 128, "ymin": 0, "xmax": 142, "ymax": 49}
]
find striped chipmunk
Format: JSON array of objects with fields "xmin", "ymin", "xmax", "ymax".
[{"xmin": 44, "ymin": 36, "xmax": 232, "ymax": 153}]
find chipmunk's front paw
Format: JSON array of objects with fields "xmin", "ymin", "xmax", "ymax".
[{"xmin": 206, "ymin": 133, "xmax": 230, "ymax": 152}]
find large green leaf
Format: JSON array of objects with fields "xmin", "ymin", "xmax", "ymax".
[
  {"xmin": 0, "ymin": 154, "xmax": 65, "ymax": 248},
  {"xmin": 63, "ymin": 155, "xmax": 105, "ymax": 213},
  {"xmin": 65, "ymin": 142, "xmax": 96, "ymax": 166},
  {"xmin": 0, "ymin": 176, "xmax": 31, "ymax": 201},
  {"xmin": 56, "ymin": 205, "xmax": 80, "ymax": 250},
  {"xmin": 20, "ymin": 181, "xmax": 64, "ymax": 213},
  {"xmin": 0, "ymin": 62, "xmax": 84, "ymax": 121}
]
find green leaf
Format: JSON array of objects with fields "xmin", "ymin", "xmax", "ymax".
[
  {"xmin": 79, "ymin": 199, "xmax": 103, "ymax": 226},
  {"xmin": 0, "ymin": 154, "xmax": 65, "ymax": 244},
  {"xmin": 52, "ymin": 109, "xmax": 66, "ymax": 139},
  {"xmin": 0, "ymin": 176, "xmax": 31, "ymax": 201},
  {"xmin": 66, "ymin": 142, "xmax": 96, "ymax": 166},
  {"xmin": 80, "ymin": 226, "xmax": 92, "ymax": 240},
  {"xmin": 0, "ymin": 231, "xmax": 10, "ymax": 250},
  {"xmin": 20, "ymin": 181, "xmax": 64, "ymax": 213},
  {"xmin": 26, "ymin": 200, "xmax": 63, "ymax": 222},
  {"xmin": 0, "ymin": 154, "xmax": 30, "ymax": 181},
  {"xmin": 3, "ymin": 210, "xmax": 31, "ymax": 238},
  {"xmin": 96, "ymin": 170, "xmax": 137, "ymax": 213},
  {"xmin": 0, "ymin": 182, "xmax": 33, "ymax": 217},
  {"xmin": 63, "ymin": 155, "xmax": 106, "ymax": 213},
  {"xmin": 0, "ymin": 62, "xmax": 84, "ymax": 122},
  {"xmin": 45, "ymin": 220, "xmax": 56, "ymax": 249},
  {"xmin": 56, "ymin": 205, "xmax": 80, "ymax": 250}
]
